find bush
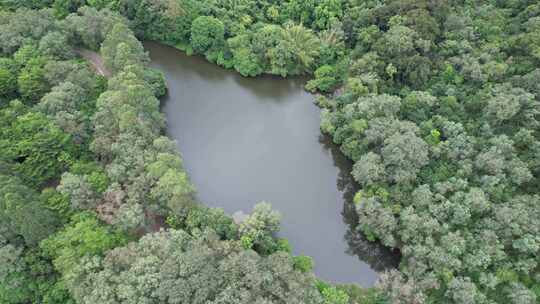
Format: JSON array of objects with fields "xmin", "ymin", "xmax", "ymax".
[
  {"xmin": 306, "ymin": 65, "xmax": 340, "ymax": 92},
  {"xmin": 293, "ymin": 255, "xmax": 314, "ymax": 273}
]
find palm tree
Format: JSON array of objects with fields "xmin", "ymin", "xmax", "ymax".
[{"xmin": 280, "ymin": 23, "xmax": 320, "ymax": 75}]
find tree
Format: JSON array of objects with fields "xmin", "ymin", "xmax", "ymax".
[
  {"xmin": 306, "ymin": 65, "xmax": 340, "ymax": 92},
  {"xmin": 40, "ymin": 212, "xmax": 127, "ymax": 277},
  {"xmin": 0, "ymin": 8, "xmax": 56, "ymax": 55},
  {"xmin": 91, "ymin": 75, "xmax": 164, "ymax": 161},
  {"xmin": 238, "ymin": 202, "xmax": 281, "ymax": 253},
  {"xmin": 66, "ymin": 229, "xmax": 324, "ymax": 304},
  {"xmin": 43, "ymin": 60, "xmax": 102, "ymax": 98},
  {"xmin": 0, "ymin": 241, "xmax": 34, "ymax": 304},
  {"xmin": 317, "ymin": 281, "xmax": 349, "ymax": 304},
  {"xmin": 53, "ymin": 0, "xmax": 85, "ymax": 18},
  {"xmin": 0, "ymin": 66, "xmax": 17, "ymax": 101},
  {"xmin": 374, "ymin": 24, "xmax": 416, "ymax": 58},
  {"xmin": 281, "ymin": 0, "xmax": 317, "ymax": 25},
  {"xmin": 36, "ymin": 81, "xmax": 91, "ymax": 143},
  {"xmin": 57, "ymin": 172, "xmax": 101, "ymax": 211},
  {"xmin": 17, "ymin": 62, "xmax": 49, "ymax": 102},
  {"xmin": 377, "ymin": 270, "xmax": 426, "ymax": 304},
  {"xmin": 314, "ymin": 0, "xmax": 342, "ymax": 30},
  {"xmin": 227, "ymin": 34, "xmax": 263, "ymax": 77},
  {"xmin": 352, "ymin": 152, "xmax": 386, "ymax": 186},
  {"xmin": 1, "ymin": 111, "xmax": 78, "ymax": 186},
  {"xmin": 190, "ymin": 16, "xmax": 225, "ymax": 54},
  {"xmin": 0, "ymin": 58, "xmax": 19, "ymax": 102},
  {"xmin": 37, "ymin": 82, "xmax": 86, "ymax": 116},
  {"xmin": 101, "ymin": 22, "xmax": 148, "ymax": 73},
  {"xmin": 269, "ymin": 23, "xmax": 320, "ymax": 76},
  {"xmin": 62, "ymin": 6, "xmax": 125, "ymax": 50},
  {"xmin": 143, "ymin": 68, "xmax": 167, "ymax": 97},
  {"xmin": 38, "ymin": 31, "xmax": 74, "ymax": 59},
  {"xmin": 150, "ymin": 169, "xmax": 196, "ymax": 216},
  {"xmin": 381, "ymin": 131, "xmax": 429, "ymax": 184},
  {"xmin": 0, "ymin": 174, "xmax": 60, "ymax": 246}
]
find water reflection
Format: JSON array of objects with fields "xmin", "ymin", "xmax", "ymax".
[
  {"xmin": 319, "ymin": 134, "xmax": 400, "ymax": 272},
  {"xmin": 151, "ymin": 42, "xmax": 305, "ymax": 101}
]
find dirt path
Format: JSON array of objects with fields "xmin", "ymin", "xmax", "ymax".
[{"xmin": 75, "ymin": 48, "xmax": 112, "ymax": 77}]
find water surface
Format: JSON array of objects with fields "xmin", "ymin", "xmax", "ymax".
[{"xmin": 146, "ymin": 42, "xmax": 398, "ymax": 285}]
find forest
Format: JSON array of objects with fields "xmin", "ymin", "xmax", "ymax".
[{"xmin": 0, "ymin": 0, "xmax": 539, "ymax": 304}]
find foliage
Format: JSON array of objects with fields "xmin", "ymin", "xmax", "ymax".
[
  {"xmin": 52, "ymin": 0, "xmax": 85, "ymax": 19},
  {"xmin": 4, "ymin": 2, "xmax": 540, "ymax": 303},
  {"xmin": 17, "ymin": 60, "xmax": 49, "ymax": 101},
  {"xmin": 190, "ymin": 16, "xmax": 225, "ymax": 54},
  {"xmin": 306, "ymin": 65, "xmax": 341, "ymax": 92},
  {"xmin": 0, "ymin": 241, "xmax": 37, "ymax": 304},
  {"xmin": 0, "ymin": 58, "xmax": 18, "ymax": 100},
  {"xmin": 40, "ymin": 188, "xmax": 73, "ymax": 223},
  {"xmin": 66, "ymin": 229, "xmax": 324, "ymax": 304},
  {"xmin": 0, "ymin": 8, "xmax": 56, "ymax": 55},
  {"xmin": 0, "ymin": 174, "xmax": 60, "ymax": 246},
  {"xmin": 0, "ymin": 6, "xmax": 347, "ymax": 304},
  {"xmin": 293, "ymin": 255, "xmax": 314, "ymax": 273},
  {"xmin": 167, "ymin": 205, "xmax": 237, "ymax": 240},
  {"xmin": 0, "ymin": 110, "xmax": 78, "ymax": 187},
  {"xmin": 62, "ymin": 6, "xmax": 125, "ymax": 50},
  {"xmin": 38, "ymin": 31, "xmax": 74, "ymax": 59},
  {"xmin": 40, "ymin": 212, "xmax": 127, "ymax": 276},
  {"xmin": 238, "ymin": 202, "xmax": 281, "ymax": 254},
  {"xmin": 100, "ymin": 22, "xmax": 148, "ymax": 73},
  {"xmin": 144, "ymin": 68, "xmax": 167, "ymax": 98},
  {"xmin": 0, "ymin": 240, "xmax": 75, "ymax": 304},
  {"xmin": 316, "ymin": 280, "xmax": 349, "ymax": 304},
  {"xmin": 318, "ymin": 1, "xmax": 540, "ymax": 303}
]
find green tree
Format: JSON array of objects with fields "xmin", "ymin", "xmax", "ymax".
[
  {"xmin": 0, "ymin": 58, "xmax": 19, "ymax": 102},
  {"xmin": 62, "ymin": 6, "xmax": 125, "ymax": 50},
  {"xmin": 57, "ymin": 172, "xmax": 101, "ymax": 211},
  {"xmin": 53, "ymin": 0, "xmax": 85, "ymax": 18},
  {"xmin": 143, "ymin": 68, "xmax": 167, "ymax": 97},
  {"xmin": 190, "ymin": 16, "xmax": 225, "ymax": 54},
  {"xmin": 306, "ymin": 65, "xmax": 340, "ymax": 92},
  {"xmin": 314, "ymin": 0, "xmax": 342, "ymax": 30},
  {"xmin": 238, "ymin": 202, "xmax": 281, "ymax": 254},
  {"xmin": 40, "ymin": 212, "xmax": 127, "ymax": 277},
  {"xmin": 0, "ymin": 67, "xmax": 17, "ymax": 101},
  {"xmin": 17, "ymin": 63, "xmax": 48, "ymax": 102},
  {"xmin": 1, "ymin": 111, "xmax": 78, "ymax": 186},
  {"xmin": 269, "ymin": 23, "xmax": 320, "ymax": 76},
  {"xmin": 0, "ymin": 174, "xmax": 60, "ymax": 246},
  {"xmin": 101, "ymin": 22, "xmax": 148, "ymax": 73},
  {"xmin": 228, "ymin": 34, "xmax": 263, "ymax": 77},
  {"xmin": 0, "ymin": 242, "xmax": 34, "ymax": 304},
  {"xmin": 0, "ymin": 9, "xmax": 56, "ymax": 55},
  {"xmin": 66, "ymin": 229, "xmax": 324, "ymax": 304},
  {"xmin": 38, "ymin": 31, "xmax": 74, "ymax": 59},
  {"xmin": 150, "ymin": 169, "xmax": 196, "ymax": 216}
]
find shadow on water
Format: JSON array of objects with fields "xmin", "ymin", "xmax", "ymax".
[
  {"xmin": 145, "ymin": 41, "xmax": 305, "ymax": 102},
  {"xmin": 232, "ymin": 74, "xmax": 308, "ymax": 102},
  {"xmin": 147, "ymin": 43, "xmax": 228, "ymax": 83},
  {"xmin": 319, "ymin": 134, "xmax": 401, "ymax": 272}
]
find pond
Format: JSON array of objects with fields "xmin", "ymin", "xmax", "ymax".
[{"xmin": 146, "ymin": 42, "xmax": 398, "ymax": 285}]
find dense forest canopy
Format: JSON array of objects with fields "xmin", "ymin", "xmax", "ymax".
[{"xmin": 0, "ymin": 0, "xmax": 539, "ymax": 304}]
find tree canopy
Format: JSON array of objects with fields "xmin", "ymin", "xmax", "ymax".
[{"xmin": 1, "ymin": 1, "xmax": 539, "ymax": 303}]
